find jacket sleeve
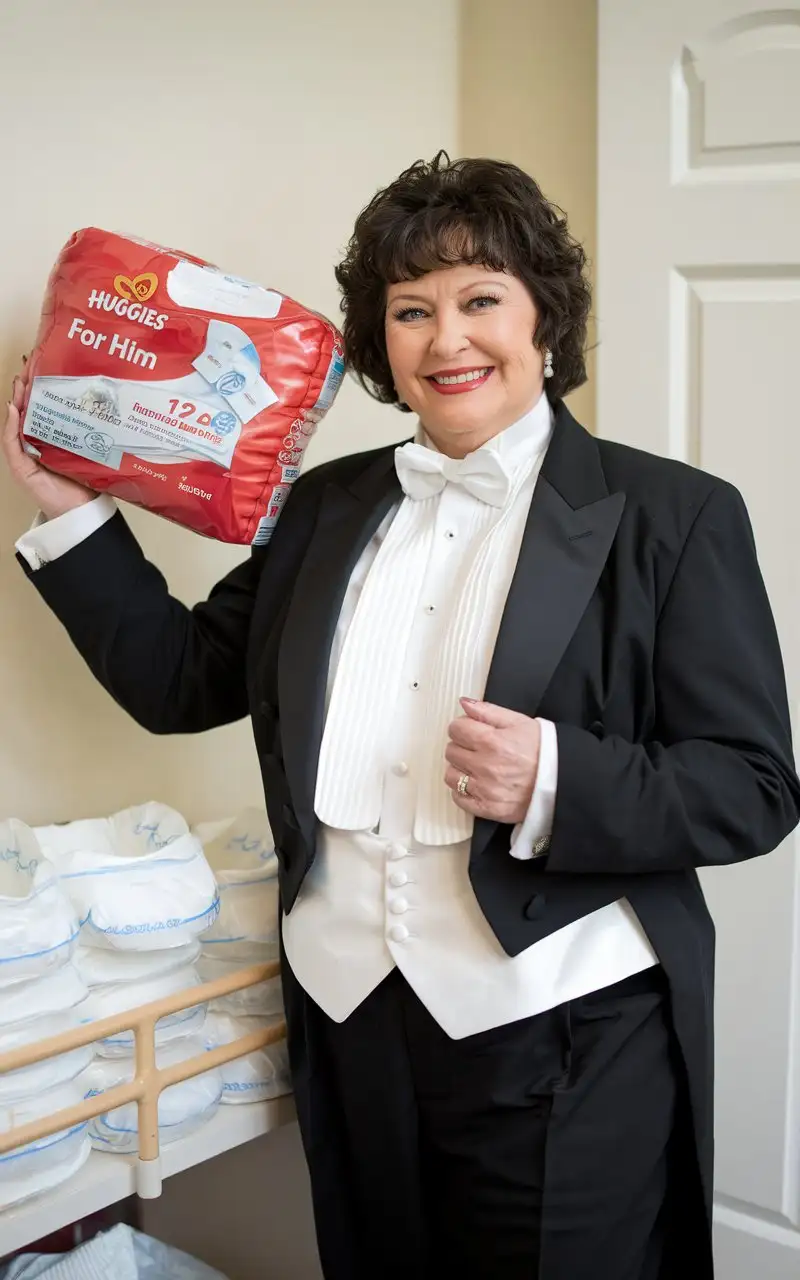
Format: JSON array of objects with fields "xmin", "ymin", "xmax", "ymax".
[
  {"xmin": 546, "ymin": 481, "xmax": 800, "ymax": 874},
  {"xmin": 16, "ymin": 474, "xmax": 319, "ymax": 736}
]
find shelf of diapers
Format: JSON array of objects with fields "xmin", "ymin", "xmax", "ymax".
[{"xmin": 0, "ymin": 1093, "xmax": 297, "ymax": 1258}]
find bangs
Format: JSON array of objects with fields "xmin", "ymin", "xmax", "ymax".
[{"xmin": 373, "ymin": 209, "xmax": 514, "ymax": 285}]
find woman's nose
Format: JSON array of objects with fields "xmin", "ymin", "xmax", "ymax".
[{"xmin": 429, "ymin": 313, "xmax": 470, "ymax": 361}]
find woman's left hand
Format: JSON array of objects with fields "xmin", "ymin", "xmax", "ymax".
[{"xmin": 445, "ymin": 698, "xmax": 542, "ymax": 824}]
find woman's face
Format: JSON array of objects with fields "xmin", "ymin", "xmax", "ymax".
[{"xmin": 384, "ymin": 263, "xmax": 545, "ymax": 457}]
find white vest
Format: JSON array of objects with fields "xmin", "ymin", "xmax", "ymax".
[{"xmin": 283, "ymin": 396, "xmax": 656, "ymax": 1038}]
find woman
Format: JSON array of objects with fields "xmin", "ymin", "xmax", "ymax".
[{"xmin": 4, "ymin": 154, "xmax": 799, "ymax": 1279}]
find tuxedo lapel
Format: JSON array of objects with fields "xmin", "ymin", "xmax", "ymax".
[
  {"xmin": 278, "ymin": 450, "xmax": 402, "ymax": 845},
  {"xmin": 471, "ymin": 405, "xmax": 626, "ymax": 859}
]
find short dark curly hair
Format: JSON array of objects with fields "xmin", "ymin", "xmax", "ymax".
[{"xmin": 334, "ymin": 150, "xmax": 591, "ymax": 409}]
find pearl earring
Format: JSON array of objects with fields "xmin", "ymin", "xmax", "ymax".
[{"xmin": 544, "ymin": 349, "xmax": 554, "ymax": 379}]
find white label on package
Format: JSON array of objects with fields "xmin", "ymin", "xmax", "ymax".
[
  {"xmin": 24, "ymin": 373, "xmax": 245, "ymax": 469},
  {"xmin": 167, "ymin": 261, "xmax": 283, "ymax": 319}
]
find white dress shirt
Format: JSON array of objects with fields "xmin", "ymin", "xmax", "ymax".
[{"xmin": 17, "ymin": 394, "xmax": 657, "ymax": 1038}]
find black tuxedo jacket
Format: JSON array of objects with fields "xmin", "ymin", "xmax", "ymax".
[{"xmin": 22, "ymin": 402, "xmax": 800, "ymax": 1247}]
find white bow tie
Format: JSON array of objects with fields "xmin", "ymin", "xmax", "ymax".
[{"xmin": 394, "ymin": 441, "xmax": 512, "ymax": 508}]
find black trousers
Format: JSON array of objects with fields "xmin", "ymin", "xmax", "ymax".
[{"xmin": 283, "ymin": 960, "xmax": 684, "ymax": 1280}]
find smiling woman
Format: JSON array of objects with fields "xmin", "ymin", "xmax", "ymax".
[
  {"xmin": 384, "ymin": 265, "xmax": 543, "ymax": 455},
  {"xmin": 335, "ymin": 150, "xmax": 590, "ymax": 455}
]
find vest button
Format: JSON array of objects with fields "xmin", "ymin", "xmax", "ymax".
[
  {"xmin": 389, "ymin": 898, "xmax": 409, "ymax": 915},
  {"xmin": 389, "ymin": 924, "xmax": 409, "ymax": 943}
]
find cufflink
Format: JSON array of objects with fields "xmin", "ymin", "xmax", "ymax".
[{"xmin": 532, "ymin": 835, "xmax": 551, "ymax": 858}]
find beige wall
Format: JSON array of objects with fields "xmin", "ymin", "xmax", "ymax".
[
  {"xmin": 460, "ymin": 0, "xmax": 598, "ymax": 431},
  {"xmin": 0, "ymin": 0, "xmax": 458, "ymax": 828}
]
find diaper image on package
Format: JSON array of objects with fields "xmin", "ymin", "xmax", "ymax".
[
  {"xmin": 35, "ymin": 802, "xmax": 219, "ymax": 951},
  {"xmin": 82, "ymin": 1035, "xmax": 222, "ymax": 1153},
  {"xmin": 0, "ymin": 821, "xmax": 80, "ymax": 986},
  {"xmin": 21, "ymin": 228, "xmax": 346, "ymax": 544},
  {"xmin": 192, "ymin": 808, "xmax": 279, "ymax": 962}
]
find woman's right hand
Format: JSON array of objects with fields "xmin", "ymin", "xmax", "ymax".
[{"xmin": 3, "ymin": 357, "xmax": 96, "ymax": 521}]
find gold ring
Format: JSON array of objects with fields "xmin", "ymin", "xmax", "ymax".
[{"xmin": 457, "ymin": 773, "xmax": 470, "ymax": 796}]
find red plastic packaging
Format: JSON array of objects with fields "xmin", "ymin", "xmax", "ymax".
[{"xmin": 21, "ymin": 228, "xmax": 345, "ymax": 544}]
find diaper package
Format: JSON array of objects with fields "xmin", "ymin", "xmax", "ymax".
[
  {"xmin": 35, "ymin": 803, "xmax": 219, "ymax": 950},
  {"xmin": 192, "ymin": 808, "xmax": 279, "ymax": 961},
  {"xmin": 73, "ymin": 940, "xmax": 201, "ymax": 987},
  {"xmin": 20, "ymin": 227, "xmax": 345, "ymax": 544},
  {"xmin": 81, "ymin": 963, "xmax": 207, "ymax": 1057},
  {"xmin": 0, "ymin": 964, "xmax": 93, "ymax": 1101},
  {"xmin": 0, "ymin": 822, "xmax": 80, "ymax": 986},
  {"xmin": 204, "ymin": 1011, "xmax": 290, "ymax": 1105}
]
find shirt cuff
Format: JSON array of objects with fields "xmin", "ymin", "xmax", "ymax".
[
  {"xmin": 509, "ymin": 717, "xmax": 558, "ymax": 861},
  {"xmin": 15, "ymin": 495, "xmax": 118, "ymax": 570}
]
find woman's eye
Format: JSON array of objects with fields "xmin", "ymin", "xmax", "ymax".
[
  {"xmin": 466, "ymin": 294, "xmax": 501, "ymax": 311},
  {"xmin": 393, "ymin": 306, "xmax": 427, "ymax": 322}
]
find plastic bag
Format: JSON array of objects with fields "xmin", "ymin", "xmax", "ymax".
[
  {"xmin": 204, "ymin": 1011, "xmax": 291, "ymax": 1104},
  {"xmin": 83, "ymin": 1036, "xmax": 222, "ymax": 1153},
  {"xmin": 0, "ymin": 1078, "xmax": 90, "ymax": 1210},
  {"xmin": 20, "ymin": 226, "xmax": 345, "ymax": 545},
  {"xmin": 197, "ymin": 954, "xmax": 283, "ymax": 1019},
  {"xmin": 81, "ymin": 962, "xmax": 207, "ymax": 1056},
  {"xmin": 0, "ymin": 1224, "xmax": 229, "ymax": 1278},
  {"xmin": 0, "ymin": 822, "xmax": 80, "ymax": 986},
  {"xmin": 193, "ymin": 808, "xmax": 279, "ymax": 962},
  {"xmin": 35, "ymin": 803, "xmax": 219, "ymax": 950}
]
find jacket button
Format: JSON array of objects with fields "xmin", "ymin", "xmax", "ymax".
[
  {"xmin": 524, "ymin": 893, "xmax": 547, "ymax": 921},
  {"xmin": 259, "ymin": 700, "xmax": 273, "ymax": 717}
]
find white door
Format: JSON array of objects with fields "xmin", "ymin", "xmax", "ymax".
[{"xmin": 597, "ymin": 2, "xmax": 800, "ymax": 1275}]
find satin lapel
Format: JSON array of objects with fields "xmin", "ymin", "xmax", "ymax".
[
  {"xmin": 471, "ymin": 405, "xmax": 626, "ymax": 859},
  {"xmin": 277, "ymin": 450, "xmax": 402, "ymax": 845}
]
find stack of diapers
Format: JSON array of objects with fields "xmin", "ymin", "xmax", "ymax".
[
  {"xmin": 0, "ymin": 801, "xmax": 290, "ymax": 1187},
  {"xmin": 0, "ymin": 821, "xmax": 92, "ymax": 1207},
  {"xmin": 20, "ymin": 227, "xmax": 345, "ymax": 544},
  {"xmin": 34, "ymin": 803, "xmax": 222, "ymax": 1153},
  {"xmin": 193, "ymin": 810, "xmax": 290, "ymax": 1104}
]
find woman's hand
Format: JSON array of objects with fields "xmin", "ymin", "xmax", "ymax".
[
  {"xmin": 445, "ymin": 697, "xmax": 542, "ymax": 824},
  {"xmin": 3, "ymin": 357, "xmax": 95, "ymax": 520}
]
